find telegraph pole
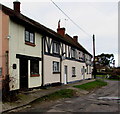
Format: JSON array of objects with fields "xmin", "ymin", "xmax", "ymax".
[{"xmin": 93, "ymin": 34, "xmax": 96, "ymax": 79}]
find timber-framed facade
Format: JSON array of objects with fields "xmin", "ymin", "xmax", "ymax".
[{"xmin": 0, "ymin": 1, "xmax": 92, "ymax": 91}]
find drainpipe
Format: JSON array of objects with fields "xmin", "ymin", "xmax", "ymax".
[
  {"xmin": 5, "ymin": 51, "xmax": 9, "ymax": 75},
  {"xmin": 93, "ymin": 34, "xmax": 96, "ymax": 79},
  {"xmin": 60, "ymin": 52, "xmax": 66, "ymax": 84},
  {"xmin": 41, "ymin": 36, "xmax": 44, "ymax": 87},
  {"xmin": 60, "ymin": 58, "xmax": 62, "ymax": 84}
]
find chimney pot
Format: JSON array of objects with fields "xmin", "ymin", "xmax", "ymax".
[
  {"xmin": 13, "ymin": 1, "xmax": 21, "ymax": 13},
  {"xmin": 73, "ymin": 36, "xmax": 78, "ymax": 42}
]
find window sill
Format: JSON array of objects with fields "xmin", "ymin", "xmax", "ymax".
[
  {"xmin": 72, "ymin": 75, "xmax": 76, "ymax": 77},
  {"xmin": 53, "ymin": 72, "xmax": 60, "ymax": 74},
  {"xmin": 30, "ymin": 74, "xmax": 40, "ymax": 77},
  {"xmin": 25, "ymin": 42, "xmax": 36, "ymax": 47}
]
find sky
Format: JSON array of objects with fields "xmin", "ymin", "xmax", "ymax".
[{"xmin": 0, "ymin": 0, "xmax": 119, "ymax": 66}]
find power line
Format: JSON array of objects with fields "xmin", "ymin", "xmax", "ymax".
[{"xmin": 50, "ymin": 0, "xmax": 92, "ymax": 38}]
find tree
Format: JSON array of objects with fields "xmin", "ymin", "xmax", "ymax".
[{"xmin": 96, "ymin": 53, "xmax": 115, "ymax": 67}]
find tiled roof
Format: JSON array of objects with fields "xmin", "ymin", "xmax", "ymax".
[{"xmin": 0, "ymin": 4, "xmax": 92, "ymax": 56}]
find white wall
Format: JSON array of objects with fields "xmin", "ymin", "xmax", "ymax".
[
  {"xmin": 9, "ymin": 20, "xmax": 42, "ymax": 90},
  {"xmin": 28, "ymin": 60, "xmax": 42, "ymax": 88},
  {"xmin": 62, "ymin": 60, "xmax": 92, "ymax": 84},
  {"xmin": 44, "ymin": 55, "xmax": 60, "ymax": 85},
  {"xmin": 62, "ymin": 60, "xmax": 84, "ymax": 84}
]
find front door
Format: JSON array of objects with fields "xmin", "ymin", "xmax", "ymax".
[
  {"xmin": 20, "ymin": 58, "xmax": 28, "ymax": 90},
  {"xmin": 64, "ymin": 66, "xmax": 67, "ymax": 84}
]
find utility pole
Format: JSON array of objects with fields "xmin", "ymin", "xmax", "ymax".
[{"xmin": 93, "ymin": 34, "xmax": 96, "ymax": 79}]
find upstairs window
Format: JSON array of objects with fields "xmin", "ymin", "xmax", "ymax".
[
  {"xmin": 71, "ymin": 48, "xmax": 76, "ymax": 58},
  {"xmin": 53, "ymin": 42, "xmax": 60, "ymax": 54},
  {"xmin": 53, "ymin": 61, "xmax": 59, "ymax": 73},
  {"xmin": 25, "ymin": 29, "xmax": 35, "ymax": 45},
  {"xmin": 82, "ymin": 53, "xmax": 85, "ymax": 61}
]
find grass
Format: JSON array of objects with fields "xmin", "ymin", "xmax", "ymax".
[
  {"xmin": 31, "ymin": 89, "xmax": 77, "ymax": 104},
  {"xmin": 108, "ymin": 78, "xmax": 120, "ymax": 81},
  {"xmin": 96, "ymin": 75, "xmax": 120, "ymax": 81},
  {"xmin": 96, "ymin": 75, "xmax": 106, "ymax": 78},
  {"xmin": 73, "ymin": 79, "xmax": 107, "ymax": 91}
]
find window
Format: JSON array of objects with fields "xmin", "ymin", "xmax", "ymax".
[
  {"xmin": 86, "ymin": 66, "xmax": 88, "ymax": 74},
  {"xmin": 72, "ymin": 67, "xmax": 76, "ymax": 77},
  {"xmin": 53, "ymin": 61, "xmax": 59, "ymax": 72},
  {"xmin": 53, "ymin": 42, "xmax": 60, "ymax": 54},
  {"xmin": 83, "ymin": 53, "xmax": 85, "ymax": 61},
  {"xmin": 30, "ymin": 60, "xmax": 39, "ymax": 76},
  {"xmin": 25, "ymin": 30, "xmax": 35, "ymax": 44},
  {"xmin": 71, "ymin": 48, "xmax": 76, "ymax": 58}
]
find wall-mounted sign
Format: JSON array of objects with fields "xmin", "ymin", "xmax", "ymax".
[
  {"xmin": 13, "ymin": 64, "xmax": 17, "ymax": 69},
  {"xmin": 0, "ymin": 67, "xmax": 2, "ymax": 76}
]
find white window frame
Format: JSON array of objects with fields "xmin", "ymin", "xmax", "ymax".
[
  {"xmin": 72, "ymin": 67, "xmax": 76, "ymax": 77},
  {"xmin": 71, "ymin": 48, "xmax": 76, "ymax": 58},
  {"xmin": 53, "ymin": 61, "xmax": 59, "ymax": 72},
  {"xmin": 25, "ymin": 30, "xmax": 35, "ymax": 44},
  {"xmin": 53, "ymin": 42, "xmax": 59, "ymax": 54}
]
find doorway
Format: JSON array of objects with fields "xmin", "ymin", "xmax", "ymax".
[
  {"xmin": 64, "ymin": 66, "xmax": 67, "ymax": 84},
  {"xmin": 20, "ymin": 58, "xmax": 28, "ymax": 90},
  {"xmin": 83, "ymin": 66, "xmax": 85, "ymax": 79}
]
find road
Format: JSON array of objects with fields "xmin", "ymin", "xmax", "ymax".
[{"xmin": 16, "ymin": 80, "xmax": 120, "ymax": 112}]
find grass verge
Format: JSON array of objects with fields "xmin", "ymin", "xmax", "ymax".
[
  {"xmin": 73, "ymin": 79, "xmax": 107, "ymax": 91},
  {"xmin": 31, "ymin": 89, "xmax": 77, "ymax": 104}
]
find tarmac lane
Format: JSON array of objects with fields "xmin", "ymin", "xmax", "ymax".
[{"xmin": 13, "ymin": 80, "xmax": 120, "ymax": 113}]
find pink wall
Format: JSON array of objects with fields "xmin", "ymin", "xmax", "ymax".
[
  {"xmin": 0, "ymin": 11, "xmax": 2, "ymax": 70},
  {"xmin": 0, "ymin": 11, "xmax": 9, "ymax": 79}
]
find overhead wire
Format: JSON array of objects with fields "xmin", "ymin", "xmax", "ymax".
[{"xmin": 50, "ymin": 0, "xmax": 92, "ymax": 38}]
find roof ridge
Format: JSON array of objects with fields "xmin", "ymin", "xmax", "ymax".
[{"xmin": 1, "ymin": 3, "xmax": 92, "ymax": 56}]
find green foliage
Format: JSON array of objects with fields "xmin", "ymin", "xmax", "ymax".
[
  {"xmin": 108, "ymin": 75, "xmax": 120, "ymax": 81},
  {"xmin": 96, "ymin": 53, "xmax": 115, "ymax": 67},
  {"xmin": 73, "ymin": 79, "xmax": 107, "ymax": 91}
]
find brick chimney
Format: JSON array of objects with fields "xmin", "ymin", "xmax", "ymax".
[
  {"xmin": 57, "ymin": 28, "xmax": 65, "ymax": 36},
  {"xmin": 73, "ymin": 36, "xmax": 78, "ymax": 42},
  {"xmin": 13, "ymin": 0, "xmax": 21, "ymax": 13},
  {"xmin": 57, "ymin": 20, "xmax": 65, "ymax": 36}
]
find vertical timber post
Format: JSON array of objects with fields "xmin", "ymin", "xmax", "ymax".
[{"xmin": 93, "ymin": 34, "xmax": 96, "ymax": 79}]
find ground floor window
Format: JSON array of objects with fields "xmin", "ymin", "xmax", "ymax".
[
  {"xmin": 30, "ymin": 60, "xmax": 39, "ymax": 76},
  {"xmin": 72, "ymin": 67, "xmax": 76, "ymax": 77},
  {"xmin": 53, "ymin": 61, "xmax": 59, "ymax": 73}
]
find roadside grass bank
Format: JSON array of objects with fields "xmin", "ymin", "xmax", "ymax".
[
  {"xmin": 107, "ymin": 77, "xmax": 120, "ymax": 81},
  {"xmin": 73, "ymin": 79, "xmax": 107, "ymax": 91},
  {"xmin": 30, "ymin": 89, "xmax": 77, "ymax": 104},
  {"xmin": 96, "ymin": 75, "xmax": 120, "ymax": 81}
]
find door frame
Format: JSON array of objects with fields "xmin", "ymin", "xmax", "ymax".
[{"xmin": 64, "ymin": 65, "xmax": 67, "ymax": 84}]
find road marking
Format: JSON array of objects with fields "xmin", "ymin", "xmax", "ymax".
[{"xmin": 98, "ymin": 97, "xmax": 120, "ymax": 100}]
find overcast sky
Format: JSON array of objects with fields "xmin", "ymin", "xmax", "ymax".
[{"xmin": 0, "ymin": 0, "xmax": 119, "ymax": 66}]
